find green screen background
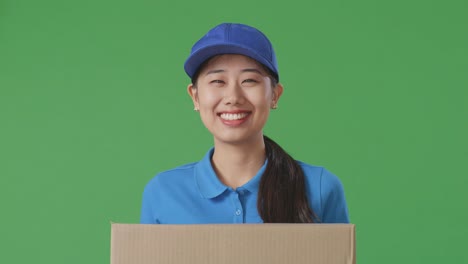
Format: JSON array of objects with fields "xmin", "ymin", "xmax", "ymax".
[{"xmin": 1, "ymin": 0, "xmax": 467, "ymax": 263}]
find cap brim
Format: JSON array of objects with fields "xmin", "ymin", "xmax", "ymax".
[{"xmin": 184, "ymin": 44, "xmax": 278, "ymax": 81}]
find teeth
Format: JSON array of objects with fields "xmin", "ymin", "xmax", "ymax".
[{"xmin": 220, "ymin": 112, "xmax": 249, "ymax": 120}]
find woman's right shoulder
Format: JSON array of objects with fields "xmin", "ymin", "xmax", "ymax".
[{"xmin": 144, "ymin": 162, "xmax": 198, "ymax": 189}]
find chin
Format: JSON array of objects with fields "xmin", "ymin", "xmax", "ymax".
[{"xmin": 213, "ymin": 132, "xmax": 262, "ymax": 146}]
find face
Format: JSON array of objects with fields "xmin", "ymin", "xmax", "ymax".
[{"xmin": 188, "ymin": 54, "xmax": 283, "ymax": 146}]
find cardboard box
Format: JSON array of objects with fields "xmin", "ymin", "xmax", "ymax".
[{"xmin": 111, "ymin": 223, "xmax": 355, "ymax": 264}]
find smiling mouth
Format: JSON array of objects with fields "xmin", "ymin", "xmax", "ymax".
[{"xmin": 219, "ymin": 112, "xmax": 250, "ymax": 120}]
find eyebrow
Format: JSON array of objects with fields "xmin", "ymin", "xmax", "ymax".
[
  {"xmin": 241, "ymin": 68, "xmax": 263, "ymax": 75},
  {"xmin": 204, "ymin": 68, "xmax": 264, "ymax": 76},
  {"xmin": 205, "ymin": 69, "xmax": 225, "ymax": 75}
]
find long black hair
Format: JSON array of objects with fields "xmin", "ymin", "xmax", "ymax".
[{"xmin": 259, "ymin": 135, "xmax": 318, "ymax": 223}]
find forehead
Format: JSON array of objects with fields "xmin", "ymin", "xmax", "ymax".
[{"xmin": 200, "ymin": 54, "xmax": 265, "ymax": 73}]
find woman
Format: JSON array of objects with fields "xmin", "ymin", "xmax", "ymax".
[{"xmin": 140, "ymin": 23, "xmax": 349, "ymax": 224}]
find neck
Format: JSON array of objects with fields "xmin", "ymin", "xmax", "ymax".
[{"xmin": 211, "ymin": 134, "xmax": 266, "ymax": 189}]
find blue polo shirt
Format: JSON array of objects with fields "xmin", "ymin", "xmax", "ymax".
[{"xmin": 140, "ymin": 148, "xmax": 349, "ymax": 224}]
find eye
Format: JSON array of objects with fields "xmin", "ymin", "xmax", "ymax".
[
  {"xmin": 242, "ymin": 79, "xmax": 257, "ymax": 83},
  {"xmin": 210, "ymin": 80, "xmax": 225, "ymax": 84}
]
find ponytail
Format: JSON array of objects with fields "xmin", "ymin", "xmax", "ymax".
[{"xmin": 258, "ymin": 135, "xmax": 318, "ymax": 223}]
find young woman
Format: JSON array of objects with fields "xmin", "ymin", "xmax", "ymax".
[{"xmin": 140, "ymin": 23, "xmax": 349, "ymax": 224}]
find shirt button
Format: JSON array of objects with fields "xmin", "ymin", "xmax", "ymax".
[{"xmin": 235, "ymin": 209, "xmax": 242, "ymax": 216}]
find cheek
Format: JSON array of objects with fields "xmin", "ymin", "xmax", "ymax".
[
  {"xmin": 197, "ymin": 89, "xmax": 220, "ymax": 109},
  {"xmin": 248, "ymin": 88, "xmax": 273, "ymax": 109}
]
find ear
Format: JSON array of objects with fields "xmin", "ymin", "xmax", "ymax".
[
  {"xmin": 271, "ymin": 83, "xmax": 284, "ymax": 108},
  {"xmin": 187, "ymin": 83, "xmax": 199, "ymax": 110}
]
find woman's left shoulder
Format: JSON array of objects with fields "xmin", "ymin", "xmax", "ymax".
[
  {"xmin": 297, "ymin": 161, "xmax": 349, "ymax": 223},
  {"xmin": 296, "ymin": 160, "xmax": 323, "ymax": 175},
  {"xmin": 296, "ymin": 161, "xmax": 344, "ymax": 189}
]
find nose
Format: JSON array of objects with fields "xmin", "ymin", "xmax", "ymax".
[{"xmin": 223, "ymin": 82, "xmax": 245, "ymax": 105}]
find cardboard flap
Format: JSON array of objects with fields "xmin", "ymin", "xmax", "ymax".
[{"xmin": 111, "ymin": 223, "xmax": 355, "ymax": 264}]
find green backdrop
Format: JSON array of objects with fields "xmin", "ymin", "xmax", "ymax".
[{"xmin": 1, "ymin": 0, "xmax": 467, "ymax": 263}]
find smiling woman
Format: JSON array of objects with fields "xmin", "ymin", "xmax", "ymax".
[{"xmin": 140, "ymin": 23, "xmax": 349, "ymax": 224}]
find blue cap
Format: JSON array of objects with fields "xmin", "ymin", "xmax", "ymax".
[{"xmin": 184, "ymin": 23, "xmax": 279, "ymax": 81}]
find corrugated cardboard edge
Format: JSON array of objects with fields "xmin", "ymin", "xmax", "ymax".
[
  {"xmin": 350, "ymin": 224, "xmax": 356, "ymax": 264},
  {"xmin": 111, "ymin": 223, "xmax": 355, "ymax": 264}
]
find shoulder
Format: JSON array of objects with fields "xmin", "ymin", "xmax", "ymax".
[
  {"xmin": 296, "ymin": 161, "xmax": 324, "ymax": 177},
  {"xmin": 297, "ymin": 161, "xmax": 349, "ymax": 223},
  {"xmin": 143, "ymin": 162, "xmax": 198, "ymax": 193},
  {"xmin": 156, "ymin": 162, "xmax": 197, "ymax": 179},
  {"xmin": 297, "ymin": 161, "xmax": 343, "ymax": 190}
]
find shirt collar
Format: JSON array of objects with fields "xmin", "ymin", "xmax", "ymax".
[
  {"xmin": 240, "ymin": 158, "xmax": 267, "ymax": 194},
  {"xmin": 194, "ymin": 148, "xmax": 268, "ymax": 199},
  {"xmin": 195, "ymin": 148, "xmax": 228, "ymax": 199}
]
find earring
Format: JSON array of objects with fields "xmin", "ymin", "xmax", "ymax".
[
  {"xmin": 194, "ymin": 107, "xmax": 199, "ymax": 111},
  {"xmin": 271, "ymin": 104, "xmax": 278, "ymax": 109}
]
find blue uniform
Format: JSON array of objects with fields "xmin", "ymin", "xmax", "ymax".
[{"xmin": 140, "ymin": 148, "xmax": 349, "ymax": 224}]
